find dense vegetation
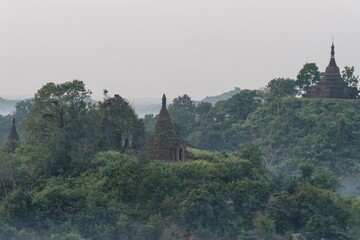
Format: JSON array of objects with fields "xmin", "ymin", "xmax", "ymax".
[
  {"xmin": 0, "ymin": 62, "xmax": 359, "ymax": 239},
  {"xmin": 146, "ymin": 64, "xmax": 360, "ymax": 178},
  {"xmin": 164, "ymin": 95, "xmax": 360, "ymax": 176},
  {"xmin": 1, "ymin": 145, "xmax": 360, "ymax": 239}
]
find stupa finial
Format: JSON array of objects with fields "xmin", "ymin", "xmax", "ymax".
[{"xmin": 162, "ymin": 94, "xmax": 166, "ymax": 107}]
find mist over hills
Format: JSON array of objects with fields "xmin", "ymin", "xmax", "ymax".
[
  {"xmin": 0, "ymin": 97, "xmax": 20, "ymax": 116},
  {"xmin": 0, "ymin": 88, "xmax": 242, "ymax": 117},
  {"xmin": 130, "ymin": 87, "xmax": 241, "ymax": 117},
  {"xmin": 0, "ymin": 88, "xmax": 241, "ymax": 117}
]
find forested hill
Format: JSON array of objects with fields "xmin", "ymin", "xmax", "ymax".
[
  {"xmin": 243, "ymin": 97, "xmax": 360, "ymax": 196},
  {"xmin": 200, "ymin": 87, "xmax": 241, "ymax": 104},
  {"xmin": 1, "ymin": 81, "xmax": 360, "ymax": 239},
  {"xmin": 161, "ymin": 92, "xmax": 360, "ymax": 178},
  {"xmin": 240, "ymin": 98, "xmax": 360, "ymax": 175}
]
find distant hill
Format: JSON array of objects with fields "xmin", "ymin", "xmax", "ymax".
[
  {"xmin": 129, "ymin": 88, "xmax": 241, "ymax": 117},
  {"xmin": 200, "ymin": 87, "xmax": 241, "ymax": 104},
  {"xmin": 0, "ymin": 97, "xmax": 20, "ymax": 116},
  {"xmin": 128, "ymin": 98, "xmax": 161, "ymax": 118}
]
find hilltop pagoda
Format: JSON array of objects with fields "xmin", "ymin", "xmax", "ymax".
[
  {"xmin": 303, "ymin": 42, "xmax": 347, "ymax": 99},
  {"xmin": 143, "ymin": 94, "xmax": 186, "ymax": 161}
]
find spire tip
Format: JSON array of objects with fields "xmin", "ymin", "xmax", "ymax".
[{"xmin": 162, "ymin": 94, "xmax": 166, "ymax": 107}]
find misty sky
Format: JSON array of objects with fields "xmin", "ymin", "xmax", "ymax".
[{"xmin": 1, "ymin": 0, "xmax": 360, "ymax": 100}]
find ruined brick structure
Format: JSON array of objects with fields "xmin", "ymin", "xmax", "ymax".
[
  {"xmin": 5, "ymin": 118, "xmax": 20, "ymax": 153},
  {"xmin": 143, "ymin": 94, "xmax": 186, "ymax": 161},
  {"xmin": 303, "ymin": 42, "xmax": 347, "ymax": 99}
]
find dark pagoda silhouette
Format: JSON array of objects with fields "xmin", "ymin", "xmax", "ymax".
[
  {"xmin": 5, "ymin": 118, "xmax": 20, "ymax": 153},
  {"xmin": 143, "ymin": 94, "xmax": 186, "ymax": 161},
  {"xmin": 303, "ymin": 42, "xmax": 347, "ymax": 99}
]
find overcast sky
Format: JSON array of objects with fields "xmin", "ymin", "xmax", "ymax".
[{"xmin": 1, "ymin": 0, "xmax": 360, "ymax": 100}]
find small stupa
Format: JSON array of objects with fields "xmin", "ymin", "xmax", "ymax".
[
  {"xmin": 142, "ymin": 94, "xmax": 186, "ymax": 161},
  {"xmin": 5, "ymin": 118, "xmax": 20, "ymax": 153}
]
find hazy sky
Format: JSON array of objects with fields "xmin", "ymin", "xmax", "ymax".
[{"xmin": 1, "ymin": 0, "xmax": 360, "ymax": 100}]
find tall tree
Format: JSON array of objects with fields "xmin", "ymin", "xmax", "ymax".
[
  {"xmin": 266, "ymin": 78, "xmax": 297, "ymax": 97},
  {"xmin": 13, "ymin": 99, "xmax": 34, "ymax": 139},
  {"xmin": 23, "ymin": 80, "xmax": 98, "ymax": 175},
  {"xmin": 168, "ymin": 94, "xmax": 197, "ymax": 137},
  {"xmin": 296, "ymin": 63, "xmax": 321, "ymax": 94},
  {"xmin": 342, "ymin": 66, "xmax": 359, "ymax": 99},
  {"xmin": 98, "ymin": 93, "xmax": 144, "ymax": 151}
]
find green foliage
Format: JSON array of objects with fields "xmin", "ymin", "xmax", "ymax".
[
  {"xmin": 0, "ymin": 81, "xmax": 359, "ymax": 239},
  {"xmin": 254, "ymin": 214, "xmax": 276, "ymax": 240},
  {"xmin": 296, "ymin": 63, "xmax": 321, "ymax": 93},
  {"xmin": 311, "ymin": 169, "xmax": 340, "ymax": 191},
  {"xmin": 240, "ymin": 142, "xmax": 263, "ymax": 169},
  {"xmin": 168, "ymin": 94, "xmax": 197, "ymax": 137},
  {"xmin": 0, "ymin": 223, "xmax": 40, "ymax": 240},
  {"xmin": 185, "ymin": 90, "xmax": 265, "ymax": 151},
  {"xmin": 0, "ymin": 145, "xmax": 356, "ymax": 239},
  {"xmin": 292, "ymin": 184, "xmax": 350, "ymax": 229},
  {"xmin": 266, "ymin": 77, "xmax": 297, "ymax": 97},
  {"xmin": 236, "ymin": 98, "xmax": 360, "ymax": 175},
  {"xmin": 33, "ymin": 177, "xmax": 85, "ymax": 223},
  {"xmin": 49, "ymin": 232, "xmax": 89, "ymax": 240},
  {"xmin": 23, "ymin": 80, "xmax": 98, "ymax": 176},
  {"xmin": 170, "ymin": 92, "xmax": 360, "ymax": 179},
  {"xmin": 304, "ymin": 214, "xmax": 350, "ymax": 240},
  {"xmin": 342, "ymin": 66, "xmax": 359, "ymax": 99},
  {"xmin": 98, "ymin": 94, "xmax": 144, "ymax": 151},
  {"xmin": 143, "ymin": 114, "xmax": 157, "ymax": 135},
  {"xmin": 348, "ymin": 199, "xmax": 360, "ymax": 237}
]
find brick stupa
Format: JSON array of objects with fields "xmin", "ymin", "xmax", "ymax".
[
  {"xmin": 5, "ymin": 118, "xmax": 20, "ymax": 153},
  {"xmin": 143, "ymin": 94, "xmax": 186, "ymax": 161},
  {"xmin": 303, "ymin": 42, "xmax": 347, "ymax": 99}
]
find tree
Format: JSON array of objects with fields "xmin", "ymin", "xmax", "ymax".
[
  {"xmin": 241, "ymin": 142, "xmax": 263, "ymax": 169},
  {"xmin": 342, "ymin": 66, "xmax": 359, "ymax": 88},
  {"xmin": 168, "ymin": 94, "xmax": 197, "ymax": 137},
  {"xmin": 296, "ymin": 63, "xmax": 321, "ymax": 94},
  {"xmin": 98, "ymin": 94, "xmax": 144, "ymax": 151},
  {"xmin": 23, "ymin": 80, "xmax": 98, "ymax": 175},
  {"xmin": 254, "ymin": 214, "xmax": 276, "ymax": 240},
  {"xmin": 214, "ymin": 90, "xmax": 263, "ymax": 124},
  {"xmin": 12, "ymin": 99, "xmax": 34, "ymax": 140},
  {"xmin": 170, "ymin": 94, "xmax": 196, "ymax": 111},
  {"xmin": 291, "ymin": 184, "xmax": 350, "ymax": 231},
  {"xmin": 266, "ymin": 78, "xmax": 297, "ymax": 97},
  {"xmin": 196, "ymin": 102, "xmax": 212, "ymax": 119},
  {"xmin": 349, "ymin": 199, "xmax": 360, "ymax": 237},
  {"xmin": 143, "ymin": 114, "xmax": 157, "ymax": 136},
  {"xmin": 0, "ymin": 151, "xmax": 18, "ymax": 195},
  {"xmin": 342, "ymin": 66, "xmax": 359, "ymax": 99},
  {"xmin": 304, "ymin": 214, "xmax": 349, "ymax": 240}
]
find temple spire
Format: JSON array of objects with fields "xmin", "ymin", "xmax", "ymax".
[
  {"xmin": 327, "ymin": 38, "xmax": 338, "ymax": 68},
  {"xmin": 162, "ymin": 94, "xmax": 166, "ymax": 108},
  {"xmin": 331, "ymin": 38, "xmax": 335, "ymax": 58},
  {"xmin": 5, "ymin": 117, "xmax": 20, "ymax": 153}
]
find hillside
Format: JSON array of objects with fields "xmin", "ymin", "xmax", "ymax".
[
  {"xmin": 0, "ymin": 97, "xmax": 19, "ymax": 116},
  {"xmin": 1, "ymin": 81, "xmax": 360, "ymax": 239},
  {"xmin": 240, "ymin": 98, "xmax": 360, "ymax": 173},
  {"xmin": 167, "ymin": 92, "xmax": 360, "ymax": 178},
  {"xmin": 200, "ymin": 87, "xmax": 241, "ymax": 104}
]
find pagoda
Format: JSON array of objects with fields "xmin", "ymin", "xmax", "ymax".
[
  {"xmin": 142, "ymin": 94, "xmax": 186, "ymax": 161},
  {"xmin": 5, "ymin": 118, "xmax": 20, "ymax": 153},
  {"xmin": 304, "ymin": 42, "xmax": 347, "ymax": 99}
]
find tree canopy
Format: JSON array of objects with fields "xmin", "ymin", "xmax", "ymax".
[{"xmin": 0, "ymin": 70, "xmax": 360, "ymax": 239}]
